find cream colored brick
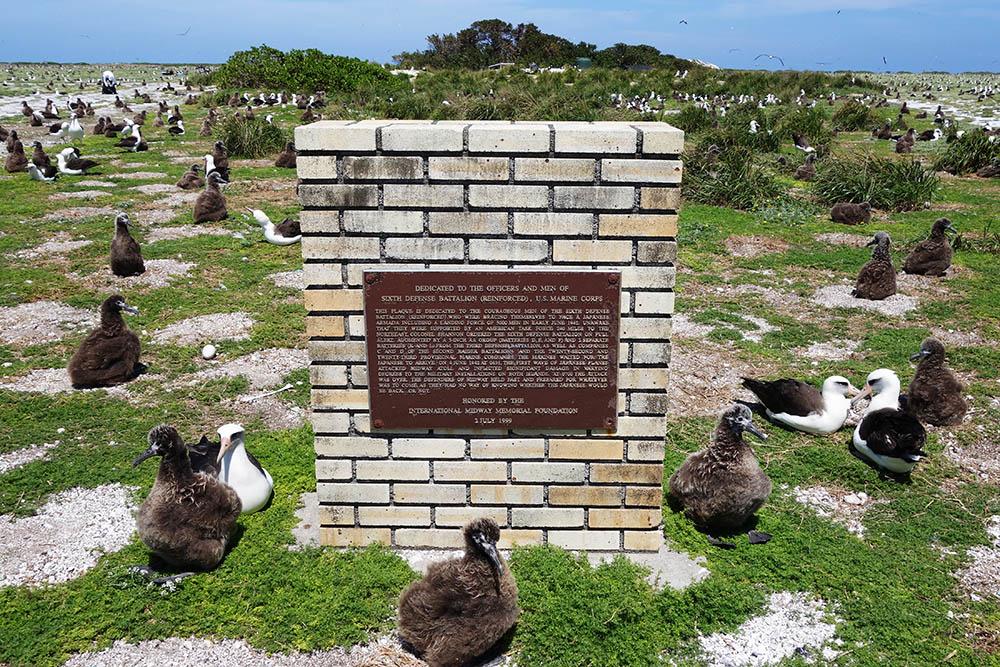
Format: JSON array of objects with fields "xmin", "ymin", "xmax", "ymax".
[
  {"xmin": 393, "ymin": 483, "xmax": 467, "ymax": 505},
  {"xmin": 385, "ymin": 237, "xmax": 463, "ymax": 261},
  {"xmin": 312, "ymin": 412, "xmax": 350, "ymax": 434},
  {"xmin": 513, "ymin": 212, "xmax": 592, "ymax": 236},
  {"xmin": 317, "ymin": 505, "xmax": 354, "ymax": 525},
  {"xmin": 383, "ymin": 184, "xmax": 463, "ymax": 209},
  {"xmin": 637, "ymin": 241, "xmax": 678, "ymax": 264},
  {"xmin": 624, "ymin": 530, "xmax": 664, "ymax": 551},
  {"xmin": 304, "ymin": 289, "xmax": 364, "ymax": 312},
  {"xmin": 434, "ymin": 461, "xmax": 507, "ymax": 482},
  {"xmin": 342, "ymin": 210, "xmax": 424, "ymax": 234},
  {"xmin": 498, "ymin": 529, "xmax": 544, "ymax": 548},
  {"xmin": 303, "ymin": 262, "xmax": 341, "ymax": 287},
  {"xmin": 620, "ymin": 317, "xmax": 671, "ymax": 340},
  {"xmin": 626, "ymin": 441, "xmax": 666, "ymax": 463},
  {"xmin": 346, "ymin": 263, "xmax": 424, "ymax": 285},
  {"xmin": 310, "ymin": 364, "xmax": 348, "ymax": 386},
  {"xmin": 308, "ymin": 340, "xmax": 366, "ymax": 363},
  {"xmin": 429, "ymin": 157, "xmax": 508, "ymax": 181},
  {"xmin": 619, "ymin": 368, "xmax": 670, "ymax": 390},
  {"xmin": 306, "ymin": 316, "xmax": 346, "ymax": 338},
  {"xmin": 382, "ymin": 124, "xmax": 463, "ymax": 152},
  {"xmin": 640, "ymin": 187, "xmax": 681, "ymax": 210},
  {"xmin": 470, "ymin": 439, "xmax": 545, "ymax": 459},
  {"xmin": 436, "ymin": 507, "xmax": 508, "ymax": 527},
  {"xmin": 468, "ymin": 124, "xmax": 549, "ymax": 153},
  {"xmin": 626, "ymin": 487, "xmax": 663, "ymax": 507},
  {"xmin": 295, "ymin": 121, "xmax": 378, "ymax": 152},
  {"xmin": 319, "ymin": 527, "xmax": 392, "ymax": 547},
  {"xmin": 359, "ymin": 506, "xmax": 431, "ymax": 526},
  {"xmin": 298, "ymin": 184, "xmax": 378, "ymax": 208},
  {"xmin": 614, "ymin": 416, "xmax": 667, "ymax": 438},
  {"xmin": 392, "ymin": 438, "xmax": 465, "ymax": 459},
  {"xmin": 349, "ymin": 364, "xmax": 368, "ymax": 386},
  {"xmin": 553, "ymin": 240, "xmax": 631, "ymax": 263},
  {"xmin": 302, "ymin": 237, "xmax": 380, "ymax": 260},
  {"xmin": 353, "ymin": 414, "xmax": 429, "ymax": 436},
  {"xmin": 632, "ymin": 342, "xmax": 671, "ymax": 365},
  {"xmin": 599, "ymin": 214, "xmax": 678, "ymax": 238},
  {"xmin": 621, "ymin": 266, "xmax": 676, "ymax": 289},
  {"xmin": 591, "ymin": 463, "xmax": 662, "ymax": 485},
  {"xmin": 635, "ymin": 291, "xmax": 675, "ymax": 315},
  {"xmin": 395, "ymin": 529, "xmax": 464, "ymax": 548},
  {"xmin": 555, "ymin": 125, "xmax": 636, "ymax": 154},
  {"xmin": 629, "ymin": 394, "xmax": 670, "ymax": 416},
  {"xmin": 300, "ymin": 211, "xmax": 340, "ymax": 234},
  {"xmin": 315, "ymin": 460, "xmax": 352, "ymax": 481},
  {"xmin": 312, "ymin": 386, "xmax": 368, "ymax": 407},
  {"xmin": 429, "ymin": 212, "xmax": 508, "ymax": 236},
  {"xmin": 554, "ymin": 186, "xmax": 633, "ymax": 210},
  {"xmin": 635, "ymin": 123, "xmax": 684, "ymax": 155},
  {"xmin": 549, "ymin": 439, "xmax": 624, "ymax": 460},
  {"xmin": 470, "ymin": 484, "xmax": 543, "ymax": 505},
  {"xmin": 356, "ymin": 460, "xmax": 430, "ymax": 481},
  {"xmin": 469, "ymin": 239, "xmax": 548, "ymax": 262},
  {"xmin": 296, "ymin": 154, "xmax": 337, "ymax": 179},
  {"xmin": 317, "ymin": 483, "xmax": 389, "ymax": 504},
  {"xmin": 589, "ymin": 508, "xmax": 661, "ymax": 529},
  {"xmin": 343, "ymin": 156, "xmax": 422, "ymax": 180},
  {"xmin": 315, "ymin": 435, "xmax": 386, "ymax": 457},
  {"xmin": 512, "ymin": 508, "xmax": 584, "ymax": 528},
  {"xmin": 549, "ymin": 530, "xmax": 621, "ymax": 550},
  {"xmin": 346, "ymin": 315, "xmax": 365, "ymax": 337},
  {"xmin": 515, "ymin": 157, "xmax": 594, "ymax": 182},
  {"xmin": 468, "ymin": 184, "xmax": 548, "ymax": 209},
  {"xmin": 510, "ymin": 462, "xmax": 585, "ymax": 483},
  {"xmin": 601, "ymin": 159, "xmax": 682, "ymax": 183},
  {"xmin": 548, "ymin": 486, "xmax": 622, "ymax": 506}
]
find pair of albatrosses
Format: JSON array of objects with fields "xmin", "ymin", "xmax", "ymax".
[{"xmin": 853, "ymin": 219, "xmax": 958, "ymax": 300}]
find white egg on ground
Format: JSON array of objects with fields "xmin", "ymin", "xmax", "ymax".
[{"xmin": 201, "ymin": 344, "xmax": 217, "ymax": 360}]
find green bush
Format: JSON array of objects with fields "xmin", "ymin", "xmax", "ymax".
[
  {"xmin": 672, "ymin": 104, "xmax": 714, "ymax": 133},
  {"xmin": 832, "ymin": 98, "xmax": 877, "ymax": 131},
  {"xmin": 777, "ymin": 105, "xmax": 833, "ymax": 152},
  {"xmin": 812, "ymin": 150, "xmax": 939, "ymax": 211},
  {"xmin": 684, "ymin": 143, "xmax": 784, "ymax": 210},
  {"xmin": 213, "ymin": 115, "xmax": 286, "ymax": 158},
  {"xmin": 696, "ymin": 104, "xmax": 781, "ymax": 153},
  {"xmin": 932, "ymin": 129, "xmax": 1000, "ymax": 174},
  {"xmin": 214, "ymin": 45, "xmax": 407, "ymax": 94}
]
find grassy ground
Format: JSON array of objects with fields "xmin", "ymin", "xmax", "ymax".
[{"xmin": 0, "ymin": 63, "xmax": 999, "ymax": 666}]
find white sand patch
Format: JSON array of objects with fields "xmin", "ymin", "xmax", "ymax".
[
  {"xmin": 74, "ymin": 180, "xmax": 116, "ymax": 188},
  {"xmin": 0, "ymin": 484, "xmax": 138, "ymax": 589},
  {"xmin": 130, "ymin": 183, "xmax": 176, "ymax": 194},
  {"xmin": 812, "ymin": 285, "xmax": 918, "ymax": 317},
  {"xmin": 0, "ymin": 441, "xmax": 58, "ymax": 474},
  {"xmin": 740, "ymin": 315, "xmax": 776, "ymax": 343},
  {"xmin": 698, "ymin": 591, "xmax": 842, "ymax": 666},
  {"xmin": 189, "ymin": 348, "xmax": 308, "ymax": 390},
  {"xmin": 269, "ymin": 270, "xmax": 305, "ymax": 290},
  {"xmin": 955, "ymin": 516, "xmax": 1000, "ymax": 600},
  {"xmin": 50, "ymin": 190, "xmax": 113, "ymax": 199},
  {"xmin": 119, "ymin": 259, "xmax": 194, "ymax": 288},
  {"xmin": 671, "ymin": 313, "xmax": 714, "ymax": 339},
  {"xmin": 8, "ymin": 233, "xmax": 92, "ymax": 259},
  {"xmin": 931, "ymin": 327, "xmax": 987, "ymax": 348},
  {"xmin": 668, "ymin": 342, "xmax": 772, "ymax": 418},
  {"xmin": 792, "ymin": 485, "xmax": 881, "ymax": 537},
  {"xmin": 0, "ymin": 367, "xmax": 74, "ymax": 394},
  {"xmin": 42, "ymin": 206, "xmax": 115, "ymax": 221},
  {"xmin": 145, "ymin": 224, "xmax": 231, "ymax": 243},
  {"xmin": 0, "ymin": 301, "xmax": 96, "ymax": 345},
  {"xmin": 109, "ymin": 171, "xmax": 167, "ymax": 180},
  {"xmin": 156, "ymin": 190, "xmax": 201, "ymax": 208},
  {"xmin": 152, "ymin": 312, "xmax": 254, "ymax": 346},
  {"xmin": 796, "ymin": 339, "xmax": 860, "ymax": 361},
  {"xmin": 815, "ymin": 232, "xmax": 869, "ymax": 247},
  {"xmin": 224, "ymin": 394, "xmax": 307, "ymax": 431}
]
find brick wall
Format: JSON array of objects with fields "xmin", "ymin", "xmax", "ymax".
[{"xmin": 296, "ymin": 120, "xmax": 682, "ymax": 552}]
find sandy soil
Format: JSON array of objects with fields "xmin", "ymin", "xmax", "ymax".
[
  {"xmin": 151, "ymin": 312, "xmax": 254, "ymax": 346},
  {"xmin": 0, "ymin": 301, "xmax": 96, "ymax": 345}
]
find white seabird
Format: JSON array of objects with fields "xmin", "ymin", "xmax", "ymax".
[{"xmin": 216, "ymin": 423, "xmax": 273, "ymax": 514}]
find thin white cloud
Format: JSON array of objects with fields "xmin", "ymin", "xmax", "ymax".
[{"xmin": 717, "ymin": 0, "xmax": 930, "ymax": 18}]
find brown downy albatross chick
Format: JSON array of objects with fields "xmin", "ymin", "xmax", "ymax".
[
  {"xmin": 193, "ymin": 170, "xmax": 228, "ymax": 222},
  {"xmin": 903, "ymin": 217, "xmax": 956, "ymax": 276},
  {"xmin": 212, "ymin": 141, "xmax": 229, "ymax": 171},
  {"xmin": 398, "ymin": 517, "xmax": 519, "ymax": 667},
  {"xmin": 132, "ymin": 424, "xmax": 241, "ymax": 581},
  {"xmin": 4, "ymin": 139, "xmax": 28, "ymax": 173},
  {"xmin": 853, "ymin": 231, "xmax": 896, "ymax": 300},
  {"xmin": 830, "ymin": 201, "xmax": 872, "ymax": 225},
  {"xmin": 176, "ymin": 163, "xmax": 205, "ymax": 190},
  {"xmin": 68, "ymin": 294, "xmax": 141, "ymax": 388},
  {"xmin": 794, "ymin": 154, "xmax": 816, "ymax": 181},
  {"xmin": 274, "ymin": 141, "xmax": 296, "ymax": 168},
  {"xmin": 906, "ymin": 337, "xmax": 967, "ymax": 426},
  {"xmin": 668, "ymin": 404, "xmax": 771, "ymax": 537},
  {"xmin": 110, "ymin": 212, "xmax": 145, "ymax": 277}
]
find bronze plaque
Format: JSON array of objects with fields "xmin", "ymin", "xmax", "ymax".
[{"xmin": 364, "ymin": 271, "xmax": 620, "ymax": 430}]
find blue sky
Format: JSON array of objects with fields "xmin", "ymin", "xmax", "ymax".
[{"xmin": 2, "ymin": 0, "xmax": 996, "ymax": 72}]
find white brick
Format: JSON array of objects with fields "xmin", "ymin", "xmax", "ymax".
[
  {"xmin": 317, "ymin": 483, "xmax": 389, "ymax": 504},
  {"xmin": 619, "ymin": 368, "xmax": 670, "ymax": 390},
  {"xmin": 640, "ymin": 187, "xmax": 681, "ymax": 210},
  {"xmin": 554, "ymin": 186, "xmax": 633, "ymax": 210},
  {"xmin": 383, "ymin": 184, "xmax": 463, "ymax": 208},
  {"xmin": 343, "ymin": 156, "xmax": 422, "ymax": 180},
  {"xmin": 296, "ymin": 155, "xmax": 337, "ymax": 179},
  {"xmin": 637, "ymin": 241, "xmax": 678, "ymax": 264},
  {"xmin": 434, "ymin": 461, "xmax": 507, "ymax": 482},
  {"xmin": 470, "ymin": 439, "xmax": 545, "ymax": 459},
  {"xmin": 468, "ymin": 124, "xmax": 550, "ymax": 153},
  {"xmin": 634, "ymin": 123, "xmax": 685, "ymax": 154},
  {"xmin": 436, "ymin": 507, "xmax": 508, "ymax": 527},
  {"xmin": 349, "ymin": 363, "xmax": 368, "ymax": 386},
  {"xmin": 303, "ymin": 261, "xmax": 341, "ymax": 286},
  {"xmin": 629, "ymin": 392, "xmax": 670, "ymax": 414},
  {"xmin": 315, "ymin": 459, "xmax": 352, "ymax": 480},
  {"xmin": 510, "ymin": 462, "xmax": 585, "ymax": 483},
  {"xmin": 468, "ymin": 185, "xmax": 548, "ymax": 209},
  {"xmin": 621, "ymin": 266, "xmax": 676, "ymax": 289},
  {"xmin": 356, "ymin": 460, "xmax": 430, "ymax": 481},
  {"xmin": 620, "ymin": 317, "xmax": 672, "ymax": 340},
  {"xmin": 627, "ymin": 440, "xmax": 666, "ymax": 461},
  {"xmin": 395, "ymin": 529, "xmax": 464, "ymax": 548},
  {"xmin": 300, "ymin": 211, "xmax": 340, "ymax": 234},
  {"xmin": 309, "ymin": 340, "xmax": 366, "ymax": 362},
  {"xmin": 311, "ymin": 412, "xmax": 350, "ymax": 434},
  {"xmin": 601, "ymin": 159, "xmax": 682, "ymax": 183},
  {"xmin": 429, "ymin": 212, "xmax": 507, "ymax": 236},
  {"xmin": 470, "ymin": 484, "xmax": 544, "ymax": 505},
  {"xmin": 632, "ymin": 341, "xmax": 671, "ymax": 365},
  {"xmin": 295, "ymin": 121, "xmax": 377, "ymax": 152},
  {"xmin": 382, "ymin": 124, "xmax": 463, "ymax": 152},
  {"xmin": 555, "ymin": 124, "xmax": 636, "ymax": 153},
  {"xmin": 315, "ymin": 436, "xmax": 387, "ymax": 458},
  {"xmin": 635, "ymin": 291, "xmax": 675, "ymax": 314},
  {"xmin": 614, "ymin": 416, "xmax": 667, "ymax": 438},
  {"xmin": 347, "ymin": 263, "xmax": 424, "ymax": 285},
  {"xmin": 429, "ymin": 157, "xmax": 508, "ymax": 181},
  {"xmin": 385, "ymin": 237, "xmax": 463, "ymax": 260},
  {"xmin": 512, "ymin": 508, "xmax": 584, "ymax": 528},
  {"xmin": 393, "ymin": 483, "xmax": 467, "ymax": 504},
  {"xmin": 552, "ymin": 240, "xmax": 631, "ymax": 263},
  {"xmin": 298, "ymin": 184, "xmax": 378, "ymax": 208},
  {"xmin": 392, "ymin": 438, "xmax": 465, "ymax": 459},
  {"xmin": 513, "ymin": 212, "xmax": 592, "ymax": 236},
  {"xmin": 347, "ymin": 315, "xmax": 365, "ymax": 337},
  {"xmin": 358, "ymin": 506, "xmax": 430, "ymax": 526},
  {"xmin": 469, "ymin": 239, "xmax": 548, "ymax": 262},
  {"xmin": 310, "ymin": 364, "xmax": 348, "ymax": 386},
  {"xmin": 302, "ymin": 236, "xmax": 379, "ymax": 260},
  {"xmin": 515, "ymin": 157, "xmax": 593, "ymax": 182},
  {"xmin": 549, "ymin": 530, "xmax": 621, "ymax": 550},
  {"xmin": 342, "ymin": 210, "xmax": 424, "ymax": 234}
]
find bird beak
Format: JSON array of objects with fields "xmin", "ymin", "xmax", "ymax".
[
  {"xmin": 216, "ymin": 435, "xmax": 232, "ymax": 463},
  {"xmin": 865, "ymin": 237, "xmax": 877, "ymax": 247},
  {"xmin": 946, "ymin": 224, "xmax": 958, "ymax": 233},
  {"xmin": 132, "ymin": 446, "xmax": 157, "ymax": 467},
  {"xmin": 847, "ymin": 383, "xmax": 861, "ymax": 397},
  {"xmin": 851, "ymin": 383, "xmax": 872, "ymax": 405},
  {"xmin": 120, "ymin": 303, "xmax": 139, "ymax": 315},
  {"xmin": 482, "ymin": 541, "xmax": 503, "ymax": 575},
  {"xmin": 910, "ymin": 349, "xmax": 932, "ymax": 361},
  {"xmin": 743, "ymin": 422, "xmax": 767, "ymax": 442}
]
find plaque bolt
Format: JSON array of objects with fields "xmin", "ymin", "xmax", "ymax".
[
  {"xmin": 608, "ymin": 275, "xmax": 618, "ymax": 285},
  {"xmin": 373, "ymin": 418, "xmax": 384, "ymax": 428},
  {"xmin": 604, "ymin": 417, "xmax": 614, "ymax": 428},
  {"xmin": 365, "ymin": 274, "xmax": 378, "ymax": 285}
]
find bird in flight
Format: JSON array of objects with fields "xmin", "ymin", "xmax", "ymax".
[
  {"xmin": 178, "ymin": 26, "xmax": 191, "ymax": 37},
  {"xmin": 755, "ymin": 54, "xmax": 785, "ymax": 66},
  {"xmin": 883, "ymin": 56, "xmax": 888, "ymax": 64},
  {"xmin": 679, "ymin": 20, "xmax": 688, "ymax": 24},
  {"xmin": 729, "ymin": 48, "xmax": 742, "ymax": 53}
]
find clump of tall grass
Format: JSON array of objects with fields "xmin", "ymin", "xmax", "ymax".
[
  {"xmin": 832, "ymin": 98, "xmax": 877, "ymax": 131},
  {"xmin": 213, "ymin": 115, "xmax": 286, "ymax": 158},
  {"xmin": 777, "ymin": 105, "xmax": 833, "ymax": 152},
  {"xmin": 684, "ymin": 143, "xmax": 784, "ymax": 210},
  {"xmin": 932, "ymin": 129, "xmax": 1000, "ymax": 174},
  {"xmin": 672, "ymin": 105, "xmax": 714, "ymax": 133},
  {"xmin": 812, "ymin": 150, "xmax": 939, "ymax": 211}
]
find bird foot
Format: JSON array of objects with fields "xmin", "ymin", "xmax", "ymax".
[
  {"xmin": 748, "ymin": 530, "xmax": 772, "ymax": 545},
  {"xmin": 706, "ymin": 535, "xmax": 736, "ymax": 549}
]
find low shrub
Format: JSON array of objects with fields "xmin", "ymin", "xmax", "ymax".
[
  {"xmin": 777, "ymin": 105, "xmax": 833, "ymax": 152},
  {"xmin": 812, "ymin": 150, "xmax": 939, "ymax": 211},
  {"xmin": 832, "ymin": 98, "xmax": 877, "ymax": 131},
  {"xmin": 672, "ymin": 104, "xmax": 715, "ymax": 133},
  {"xmin": 213, "ymin": 115, "xmax": 286, "ymax": 158},
  {"xmin": 932, "ymin": 129, "xmax": 1000, "ymax": 174},
  {"xmin": 684, "ymin": 143, "xmax": 784, "ymax": 210}
]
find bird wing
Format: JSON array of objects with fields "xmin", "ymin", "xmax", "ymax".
[
  {"xmin": 742, "ymin": 378, "xmax": 823, "ymax": 417},
  {"xmin": 857, "ymin": 259, "xmax": 894, "ymax": 289},
  {"xmin": 776, "ymin": 57, "xmax": 785, "ymax": 66},
  {"xmin": 858, "ymin": 409, "xmax": 926, "ymax": 458},
  {"xmin": 754, "ymin": 54, "xmax": 768, "ymax": 61},
  {"xmin": 187, "ymin": 436, "xmax": 221, "ymax": 477}
]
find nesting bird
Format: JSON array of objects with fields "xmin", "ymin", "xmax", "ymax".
[
  {"xmin": 212, "ymin": 424, "xmax": 273, "ymax": 514},
  {"xmin": 132, "ymin": 424, "xmax": 242, "ymax": 576},
  {"xmin": 852, "ymin": 369, "xmax": 927, "ymax": 475},
  {"xmin": 794, "ymin": 154, "xmax": 816, "ymax": 181},
  {"xmin": 398, "ymin": 517, "xmax": 519, "ymax": 667},
  {"xmin": 56, "ymin": 150, "xmax": 99, "ymax": 175},
  {"xmin": 176, "ymin": 163, "xmax": 205, "ymax": 190},
  {"xmin": 110, "ymin": 212, "xmax": 145, "ymax": 277},
  {"xmin": 668, "ymin": 405, "xmax": 772, "ymax": 533},
  {"xmin": 741, "ymin": 375, "xmax": 858, "ymax": 435},
  {"xmin": 854, "ymin": 231, "xmax": 896, "ymax": 300},
  {"xmin": 274, "ymin": 141, "xmax": 296, "ymax": 168},
  {"xmin": 4, "ymin": 138, "xmax": 28, "ymax": 172},
  {"xmin": 830, "ymin": 202, "xmax": 872, "ymax": 225},
  {"xmin": 193, "ymin": 171, "xmax": 228, "ymax": 222},
  {"xmin": 903, "ymin": 217, "xmax": 956, "ymax": 276},
  {"xmin": 28, "ymin": 163, "xmax": 58, "ymax": 181},
  {"xmin": 246, "ymin": 208, "xmax": 301, "ymax": 245},
  {"xmin": 906, "ymin": 337, "xmax": 967, "ymax": 426},
  {"xmin": 67, "ymin": 294, "xmax": 142, "ymax": 388}
]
